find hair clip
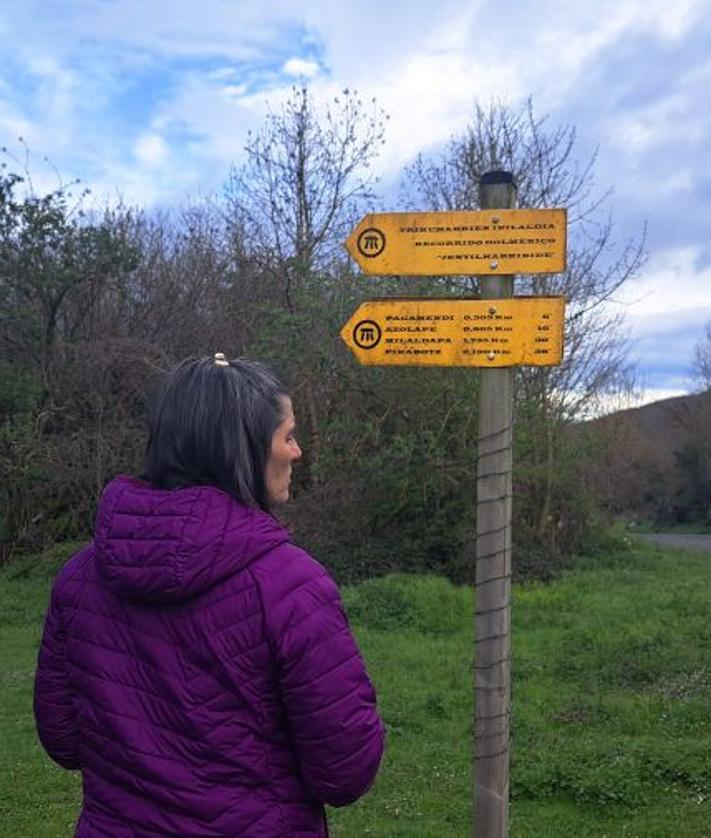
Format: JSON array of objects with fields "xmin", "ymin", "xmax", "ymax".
[{"xmin": 214, "ymin": 352, "xmax": 229, "ymax": 367}]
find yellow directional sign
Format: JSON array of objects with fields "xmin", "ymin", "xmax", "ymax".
[
  {"xmin": 340, "ymin": 297, "xmax": 565, "ymax": 367},
  {"xmin": 345, "ymin": 209, "xmax": 567, "ymax": 276}
]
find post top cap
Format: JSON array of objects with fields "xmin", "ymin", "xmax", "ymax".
[{"xmin": 480, "ymin": 170, "xmax": 517, "ymax": 186}]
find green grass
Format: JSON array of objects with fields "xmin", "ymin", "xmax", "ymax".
[
  {"xmin": 2, "ymin": 541, "xmax": 710, "ymax": 836},
  {"xmin": 0, "ymin": 544, "xmax": 87, "ymax": 837}
]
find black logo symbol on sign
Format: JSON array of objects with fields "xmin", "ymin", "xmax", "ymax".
[
  {"xmin": 353, "ymin": 320, "xmax": 382, "ymax": 350},
  {"xmin": 357, "ymin": 228, "xmax": 386, "ymax": 258}
]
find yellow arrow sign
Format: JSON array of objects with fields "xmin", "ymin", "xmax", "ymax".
[
  {"xmin": 340, "ymin": 297, "xmax": 565, "ymax": 367},
  {"xmin": 345, "ymin": 209, "xmax": 567, "ymax": 276}
]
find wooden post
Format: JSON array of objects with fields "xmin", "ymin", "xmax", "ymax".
[{"xmin": 474, "ymin": 170, "xmax": 517, "ymax": 837}]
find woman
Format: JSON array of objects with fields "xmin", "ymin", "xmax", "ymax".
[{"xmin": 34, "ymin": 354, "xmax": 385, "ymax": 837}]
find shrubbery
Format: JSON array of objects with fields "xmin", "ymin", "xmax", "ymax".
[{"xmin": 1, "ymin": 93, "xmax": 641, "ymax": 579}]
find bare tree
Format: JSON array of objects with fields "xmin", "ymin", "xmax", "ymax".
[
  {"xmin": 403, "ymin": 98, "xmax": 645, "ymax": 418},
  {"xmin": 225, "ymin": 83, "xmax": 387, "ymax": 307},
  {"xmin": 402, "ymin": 99, "xmax": 646, "ymax": 552},
  {"xmin": 691, "ymin": 322, "xmax": 711, "ymax": 391},
  {"xmin": 224, "ymin": 84, "xmax": 388, "ymax": 484}
]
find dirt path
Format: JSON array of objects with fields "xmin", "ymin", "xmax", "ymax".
[{"xmin": 634, "ymin": 532, "xmax": 711, "ymax": 554}]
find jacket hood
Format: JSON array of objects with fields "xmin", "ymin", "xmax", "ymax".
[{"xmin": 95, "ymin": 475, "xmax": 290, "ymax": 603}]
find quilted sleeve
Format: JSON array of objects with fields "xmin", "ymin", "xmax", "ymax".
[
  {"xmin": 257, "ymin": 551, "xmax": 385, "ymax": 807},
  {"xmin": 33, "ymin": 557, "xmax": 83, "ymax": 770}
]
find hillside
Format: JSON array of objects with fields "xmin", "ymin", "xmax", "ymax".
[{"xmin": 587, "ymin": 388, "xmax": 711, "ymax": 523}]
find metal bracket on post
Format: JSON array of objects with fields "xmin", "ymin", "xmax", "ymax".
[{"xmin": 474, "ymin": 169, "xmax": 517, "ymax": 838}]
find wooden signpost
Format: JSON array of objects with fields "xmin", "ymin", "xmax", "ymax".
[{"xmin": 342, "ymin": 173, "xmax": 567, "ymax": 838}]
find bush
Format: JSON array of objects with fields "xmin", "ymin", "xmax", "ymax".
[{"xmin": 341, "ymin": 574, "xmax": 470, "ymax": 636}]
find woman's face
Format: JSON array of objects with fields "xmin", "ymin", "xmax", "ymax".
[{"xmin": 266, "ymin": 397, "xmax": 302, "ymax": 505}]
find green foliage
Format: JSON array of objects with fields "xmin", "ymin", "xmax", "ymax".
[
  {"xmin": 341, "ymin": 574, "xmax": 471, "ymax": 635},
  {"xmin": 0, "ymin": 167, "xmax": 144, "ymax": 554},
  {"xmin": 514, "ymin": 410, "xmax": 605, "ymax": 579},
  {"xmin": 0, "ymin": 170, "xmax": 139, "ymax": 355},
  {"xmin": 672, "ymin": 438, "xmax": 711, "ymax": 525},
  {"xmin": 0, "ymin": 363, "xmax": 43, "ymax": 419}
]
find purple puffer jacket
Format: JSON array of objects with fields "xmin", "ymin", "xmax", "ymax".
[{"xmin": 34, "ymin": 476, "xmax": 385, "ymax": 836}]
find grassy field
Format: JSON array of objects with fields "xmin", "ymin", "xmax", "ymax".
[{"xmin": 1, "ymin": 539, "xmax": 710, "ymax": 836}]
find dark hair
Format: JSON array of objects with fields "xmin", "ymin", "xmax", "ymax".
[{"xmin": 143, "ymin": 356, "xmax": 288, "ymax": 511}]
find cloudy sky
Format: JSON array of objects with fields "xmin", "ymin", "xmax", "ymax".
[{"xmin": 1, "ymin": 0, "xmax": 709, "ymax": 404}]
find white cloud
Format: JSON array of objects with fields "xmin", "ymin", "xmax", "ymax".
[
  {"xmin": 654, "ymin": 170, "xmax": 693, "ymax": 196},
  {"xmin": 620, "ymin": 247, "xmax": 711, "ymax": 320},
  {"xmin": 133, "ymin": 134, "xmax": 169, "ymax": 166},
  {"xmin": 0, "ymin": 102, "xmax": 34, "ymax": 145},
  {"xmin": 221, "ymin": 84, "xmax": 248, "ymax": 99},
  {"xmin": 607, "ymin": 61, "xmax": 711, "ymax": 157},
  {"xmin": 593, "ymin": 386, "xmax": 690, "ymax": 417},
  {"xmin": 535, "ymin": 0, "xmax": 702, "ymax": 66},
  {"xmin": 142, "ymin": 72, "xmax": 265, "ymax": 171},
  {"xmin": 282, "ymin": 58, "xmax": 319, "ymax": 78},
  {"xmin": 0, "ymin": 1, "xmax": 305, "ymax": 61},
  {"xmin": 300, "ymin": 7, "xmax": 521, "ymax": 176},
  {"xmin": 598, "ymin": 245, "xmax": 711, "ymax": 401},
  {"xmin": 637, "ymin": 0, "xmax": 704, "ymax": 40},
  {"xmin": 631, "ymin": 387, "xmax": 690, "ymax": 405}
]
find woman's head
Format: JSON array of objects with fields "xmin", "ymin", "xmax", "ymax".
[{"xmin": 143, "ymin": 354, "xmax": 300, "ymax": 511}]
